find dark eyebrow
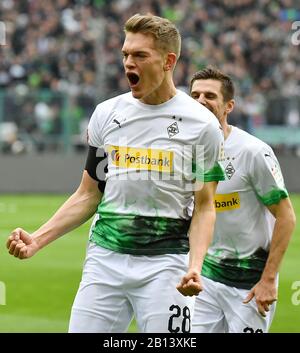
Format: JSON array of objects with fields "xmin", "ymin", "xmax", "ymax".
[{"xmin": 191, "ymin": 90, "xmax": 216, "ymax": 95}]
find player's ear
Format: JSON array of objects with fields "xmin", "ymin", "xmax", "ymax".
[
  {"xmin": 164, "ymin": 53, "xmax": 177, "ymax": 71},
  {"xmin": 226, "ymin": 99, "xmax": 235, "ymax": 114}
]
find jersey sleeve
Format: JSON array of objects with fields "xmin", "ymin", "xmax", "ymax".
[
  {"xmin": 194, "ymin": 121, "xmax": 225, "ymax": 182},
  {"xmin": 249, "ymin": 146, "xmax": 288, "ymax": 205},
  {"xmin": 87, "ymin": 105, "xmax": 104, "ymax": 148}
]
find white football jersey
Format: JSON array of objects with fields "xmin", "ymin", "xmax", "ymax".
[
  {"xmin": 202, "ymin": 126, "xmax": 288, "ymax": 289},
  {"xmin": 87, "ymin": 90, "xmax": 225, "ymax": 255}
]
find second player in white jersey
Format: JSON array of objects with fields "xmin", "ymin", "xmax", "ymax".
[
  {"xmin": 189, "ymin": 66, "xmax": 296, "ymax": 333},
  {"xmin": 203, "ymin": 126, "xmax": 286, "ymax": 289}
]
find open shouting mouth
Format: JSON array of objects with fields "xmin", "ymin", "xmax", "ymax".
[{"xmin": 127, "ymin": 72, "xmax": 140, "ymax": 86}]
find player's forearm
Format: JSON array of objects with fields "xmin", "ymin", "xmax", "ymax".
[
  {"xmin": 32, "ymin": 189, "xmax": 101, "ymax": 250},
  {"xmin": 188, "ymin": 207, "xmax": 216, "ymax": 273},
  {"xmin": 261, "ymin": 212, "xmax": 296, "ymax": 281}
]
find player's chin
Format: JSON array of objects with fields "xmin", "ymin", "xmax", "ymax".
[
  {"xmin": 130, "ymin": 89, "xmax": 143, "ymax": 99},
  {"xmin": 130, "ymin": 90, "xmax": 139, "ymax": 97}
]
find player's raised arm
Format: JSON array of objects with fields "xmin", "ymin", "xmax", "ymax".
[{"xmin": 6, "ymin": 167, "xmax": 103, "ymax": 260}]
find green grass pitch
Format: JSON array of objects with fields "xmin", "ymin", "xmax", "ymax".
[{"xmin": 0, "ymin": 194, "xmax": 299, "ymax": 332}]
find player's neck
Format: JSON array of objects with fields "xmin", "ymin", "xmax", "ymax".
[
  {"xmin": 222, "ymin": 123, "xmax": 232, "ymax": 140},
  {"xmin": 140, "ymin": 80, "xmax": 177, "ymax": 105}
]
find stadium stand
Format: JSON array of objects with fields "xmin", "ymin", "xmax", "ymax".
[{"xmin": 0, "ymin": 0, "xmax": 300, "ymax": 154}]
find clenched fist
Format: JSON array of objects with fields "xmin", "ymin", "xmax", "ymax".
[{"xmin": 6, "ymin": 228, "xmax": 39, "ymax": 259}]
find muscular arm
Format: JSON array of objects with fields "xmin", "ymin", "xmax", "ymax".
[
  {"xmin": 33, "ymin": 170, "xmax": 102, "ymax": 248},
  {"xmin": 177, "ymin": 181, "xmax": 218, "ymax": 296},
  {"xmin": 7, "ymin": 171, "xmax": 102, "ymax": 259},
  {"xmin": 262, "ymin": 197, "xmax": 296, "ymax": 281},
  {"xmin": 244, "ymin": 197, "xmax": 296, "ymax": 316}
]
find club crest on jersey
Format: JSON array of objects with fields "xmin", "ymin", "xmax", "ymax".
[
  {"xmin": 167, "ymin": 122, "xmax": 179, "ymax": 138},
  {"xmin": 225, "ymin": 162, "xmax": 235, "ymax": 180}
]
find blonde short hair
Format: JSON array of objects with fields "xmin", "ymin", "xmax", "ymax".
[{"xmin": 124, "ymin": 13, "xmax": 181, "ymax": 60}]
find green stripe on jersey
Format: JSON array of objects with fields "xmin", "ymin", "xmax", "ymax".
[
  {"xmin": 193, "ymin": 162, "xmax": 225, "ymax": 182},
  {"xmin": 90, "ymin": 213, "xmax": 190, "ymax": 255},
  {"xmin": 257, "ymin": 188, "xmax": 288, "ymax": 206},
  {"xmin": 202, "ymin": 248, "xmax": 269, "ymax": 289}
]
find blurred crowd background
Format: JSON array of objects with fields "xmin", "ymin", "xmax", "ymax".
[{"xmin": 0, "ymin": 0, "xmax": 300, "ymax": 155}]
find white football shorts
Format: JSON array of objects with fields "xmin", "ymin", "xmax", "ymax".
[
  {"xmin": 192, "ymin": 276, "xmax": 276, "ymax": 333},
  {"xmin": 69, "ymin": 242, "xmax": 195, "ymax": 333}
]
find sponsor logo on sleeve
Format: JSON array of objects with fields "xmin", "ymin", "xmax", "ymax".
[{"xmin": 264, "ymin": 152, "xmax": 285, "ymax": 188}]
